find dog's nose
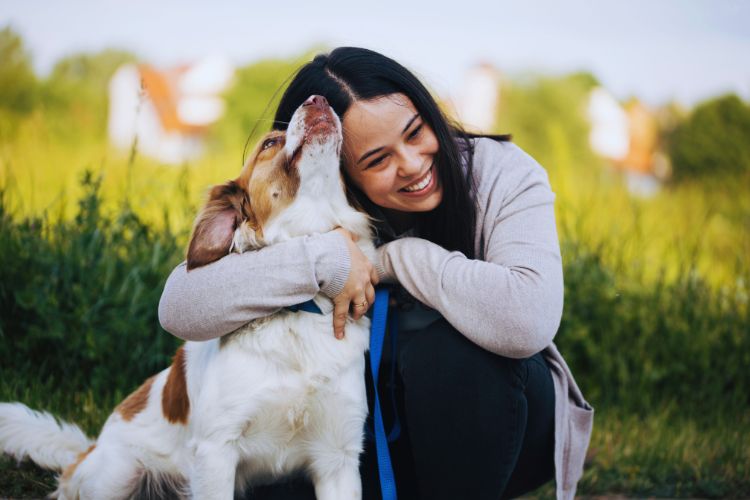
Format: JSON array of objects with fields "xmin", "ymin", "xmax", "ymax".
[{"xmin": 303, "ymin": 95, "xmax": 328, "ymax": 108}]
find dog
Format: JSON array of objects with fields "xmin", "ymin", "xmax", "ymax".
[{"xmin": 0, "ymin": 95, "xmax": 375, "ymax": 499}]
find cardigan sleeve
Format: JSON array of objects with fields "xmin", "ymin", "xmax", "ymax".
[
  {"xmin": 376, "ymin": 140, "xmax": 564, "ymax": 358},
  {"xmin": 158, "ymin": 231, "xmax": 351, "ymax": 341}
]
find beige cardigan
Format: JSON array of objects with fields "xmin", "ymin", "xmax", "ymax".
[{"xmin": 159, "ymin": 138, "xmax": 594, "ymax": 499}]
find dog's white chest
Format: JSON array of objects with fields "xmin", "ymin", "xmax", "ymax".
[{"xmin": 186, "ymin": 309, "xmax": 370, "ymax": 482}]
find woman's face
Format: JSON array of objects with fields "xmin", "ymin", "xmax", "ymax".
[{"xmin": 341, "ymin": 93, "xmax": 442, "ymax": 215}]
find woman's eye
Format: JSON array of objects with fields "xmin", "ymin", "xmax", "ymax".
[
  {"xmin": 262, "ymin": 138, "xmax": 279, "ymax": 150},
  {"xmin": 367, "ymin": 155, "xmax": 386, "ymax": 169},
  {"xmin": 408, "ymin": 124, "xmax": 423, "ymax": 140}
]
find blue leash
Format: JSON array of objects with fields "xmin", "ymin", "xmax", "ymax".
[
  {"xmin": 370, "ymin": 287, "xmax": 398, "ymax": 500},
  {"xmin": 289, "ymin": 289, "xmax": 399, "ymax": 500}
]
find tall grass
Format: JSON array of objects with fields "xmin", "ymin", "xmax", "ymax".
[
  {"xmin": 0, "ymin": 172, "xmax": 184, "ymax": 396},
  {"xmin": 0, "ymin": 104, "xmax": 266, "ymax": 234},
  {"xmin": 2, "ymin": 155, "xmax": 746, "ymax": 415},
  {"xmin": 558, "ymin": 238, "xmax": 749, "ymax": 414}
]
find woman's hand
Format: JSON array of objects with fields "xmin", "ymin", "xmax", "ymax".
[{"xmin": 332, "ymin": 228, "xmax": 379, "ymax": 339}]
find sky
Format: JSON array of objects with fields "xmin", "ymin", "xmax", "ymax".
[{"xmin": 3, "ymin": 0, "xmax": 750, "ymax": 107}]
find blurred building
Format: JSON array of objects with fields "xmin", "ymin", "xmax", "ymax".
[
  {"xmin": 587, "ymin": 87, "xmax": 666, "ymax": 196},
  {"xmin": 587, "ymin": 87, "xmax": 630, "ymax": 160},
  {"xmin": 450, "ymin": 62, "xmax": 502, "ymax": 133},
  {"xmin": 108, "ymin": 57, "xmax": 234, "ymax": 164}
]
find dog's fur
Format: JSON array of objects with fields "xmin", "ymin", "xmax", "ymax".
[{"xmin": 0, "ymin": 96, "xmax": 374, "ymax": 499}]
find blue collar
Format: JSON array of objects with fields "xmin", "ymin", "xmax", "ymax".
[{"xmin": 286, "ymin": 300, "xmax": 323, "ymax": 314}]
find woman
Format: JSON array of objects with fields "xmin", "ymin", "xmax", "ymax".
[{"xmin": 159, "ymin": 47, "xmax": 593, "ymax": 500}]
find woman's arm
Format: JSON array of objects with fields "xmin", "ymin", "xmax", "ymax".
[
  {"xmin": 376, "ymin": 141, "xmax": 564, "ymax": 359},
  {"xmin": 159, "ymin": 231, "xmax": 350, "ymax": 341}
]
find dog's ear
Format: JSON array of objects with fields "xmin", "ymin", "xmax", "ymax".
[{"xmin": 187, "ymin": 180, "xmax": 251, "ymax": 270}]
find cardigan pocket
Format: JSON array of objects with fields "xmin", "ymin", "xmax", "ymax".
[{"xmin": 563, "ymin": 403, "xmax": 594, "ymax": 491}]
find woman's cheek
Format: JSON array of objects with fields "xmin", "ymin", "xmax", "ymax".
[{"xmin": 370, "ymin": 173, "xmax": 396, "ymax": 201}]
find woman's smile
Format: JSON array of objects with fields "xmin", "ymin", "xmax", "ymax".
[{"xmin": 399, "ymin": 163, "xmax": 436, "ymax": 194}]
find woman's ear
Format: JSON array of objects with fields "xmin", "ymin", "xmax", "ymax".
[{"xmin": 186, "ymin": 181, "xmax": 251, "ymax": 270}]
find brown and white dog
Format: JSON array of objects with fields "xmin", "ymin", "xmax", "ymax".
[{"xmin": 0, "ymin": 95, "xmax": 374, "ymax": 499}]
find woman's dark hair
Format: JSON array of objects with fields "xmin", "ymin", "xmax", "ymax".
[{"xmin": 273, "ymin": 47, "xmax": 509, "ymax": 259}]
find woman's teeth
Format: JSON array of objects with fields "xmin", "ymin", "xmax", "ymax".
[{"xmin": 402, "ymin": 168, "xmax": 432, "ymax": 192}]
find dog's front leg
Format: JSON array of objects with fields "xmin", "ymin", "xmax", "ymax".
[
  {"xmin": 313, "ymin": 465, "xmax": 362, "ymax": 500},
  {"xmin": 190, "ymin": 439, "xmax": 239, "ymax": 500}
]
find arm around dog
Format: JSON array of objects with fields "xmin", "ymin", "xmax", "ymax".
[{"xmin": 159, "ymin": 231, "xmax": 350, "ymax": 341}]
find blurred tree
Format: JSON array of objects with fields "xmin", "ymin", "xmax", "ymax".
[
  {"xmin": 42, "ymin": 49, "xmax": 136, "ymax": 140},
  {"xmin": 47, "ymin": 49, "xmax": 136, "ymax": 98},
  {"xmin": 668, "ymin": 94, "xmax": 750, "ymax": 182},
  {"xmin": 209, "ymin": 49, "xmax": 323, "ymax": 157},
  {"xmin": 495, "ymin": 71, "xmax": 600, "ymax": 174},
  {"xmin": 0, "ymin": 26, "xmax": 38, "ymax": 121}
]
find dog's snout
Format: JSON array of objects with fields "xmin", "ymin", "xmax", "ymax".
[{"xmin": 303, "ymin": 95, "xmax": 328, "ymax": 108}]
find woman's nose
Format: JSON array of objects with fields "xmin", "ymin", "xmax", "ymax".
[{"xmin": 397, "ymin": 147, "xmax": 423, "ymax": 177}]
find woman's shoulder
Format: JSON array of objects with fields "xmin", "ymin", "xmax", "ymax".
[
  {"xmin": 469, "ymin": 137, "xmax": 553, "ymax": 196},
  {"xmin": 471, "ymin": 137, "xmax": 542, "ymax": 172}
]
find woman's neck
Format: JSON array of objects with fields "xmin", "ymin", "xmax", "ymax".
[{"xmin": 382, "ymin": 208, "xmax": 416, "ymax": 235}]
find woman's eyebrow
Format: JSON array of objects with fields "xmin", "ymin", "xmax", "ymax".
[
  {"xmin": 356, "ymin": 113, "xmax": 420, "ymax": 165},
  {"xmin": 357, "ymin": 147, "xmax": 384, "ymax": 166},
  {"xmin": 401, "ymin": 113, "xmax": 419, "ymax": 134}
]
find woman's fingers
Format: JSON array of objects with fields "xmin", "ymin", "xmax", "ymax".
[
  {"xmin": 333, "ymin": 298, "xmax": 349, "ymax": 339},
  {"xmin": 351, "ymin": 297, "xmax": 369, "ymax": 321}
]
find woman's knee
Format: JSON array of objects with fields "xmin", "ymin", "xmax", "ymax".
[
  {"xmin": 398, "ymin": 319, "xmax": 526, "ymax": 395},
  {"xmin": 394, "ymin": 320, "xmax": 538, "ymax": 499}
]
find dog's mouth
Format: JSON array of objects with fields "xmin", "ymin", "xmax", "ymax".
[
  {"xmin": 284, "ymin": 96, "xmax": 342, "ymax": 173},
  {"xmin": 307, "ymin": 114, "xmax": 336, "ymax": 132},
  {"xmin": 288, "ymin": 144, "xmax": 303, "ymax": 171},
  {"xmin": 300, "ymin": 111, "xmax": 339, "ymax": 147},
  {"xmin": 288, "ymin": 114, "xmax": 339, "ymax": 169}
]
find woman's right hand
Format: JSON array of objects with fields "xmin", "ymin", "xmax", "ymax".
[{"xmin": 331, "ymin": 228, "xmax": 379, "ymax": 339}]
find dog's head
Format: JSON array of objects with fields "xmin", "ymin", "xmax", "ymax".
[{"xmin": 186, "ymin": 95, "xmax": 343, "ymax": 270}]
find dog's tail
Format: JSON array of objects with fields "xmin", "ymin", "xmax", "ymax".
[{"xmin": 0, "ymin": 402, "xmax": 94, "ymax": 471}]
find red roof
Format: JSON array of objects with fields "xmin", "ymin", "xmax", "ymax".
[{"xmin": 137, "ymin": 64, "xmax": 208, "ymax": 135}]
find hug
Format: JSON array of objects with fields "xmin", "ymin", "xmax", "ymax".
[
  {"xmin": 160, "ymin": 47, "xmax": 594, "ymax": 499},
  {"xmin": 0, "ymin": 46, "xmax": 593, "ymax": 500}
]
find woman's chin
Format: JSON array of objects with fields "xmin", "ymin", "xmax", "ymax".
[{"xmin": 393, "ymin": 184, "xmax": 443, "ymax": 213}]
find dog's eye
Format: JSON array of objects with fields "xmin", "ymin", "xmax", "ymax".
[{"xmin": 262, "ymin": 137, "xmax": 280, "ymax": 150}]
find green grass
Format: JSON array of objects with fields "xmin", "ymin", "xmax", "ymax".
[
  {"xmin": 581, "ymin": 407, "xmax": 750, "ymax": 497},
  {"xmin": 2, "ymin": 393, "xmax": 748, "ymax": 498},
  {"xmin": 523, "ymin": 407, "xmax": 750, "ymax": 499},
  {"xmin": 0, "ymin": 379, "xmax": 121, "ymax": 498},
  {"xmin": 0, "ymin": 455, "xmax": 57, "ymax": 499}
]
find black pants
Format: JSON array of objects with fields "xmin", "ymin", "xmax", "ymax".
[{"xmin": 250, "ymin": 319, "xmax": 555, "ymax": 499}]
